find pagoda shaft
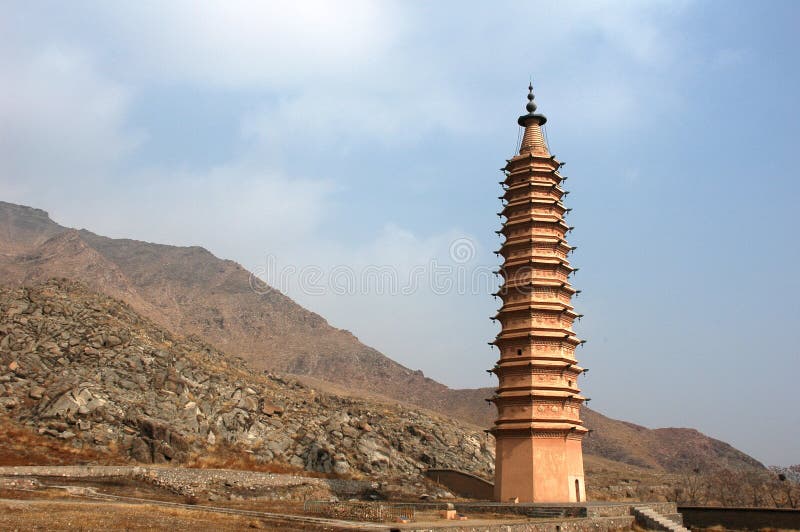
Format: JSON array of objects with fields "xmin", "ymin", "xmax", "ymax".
[{"xmin": 490, "ymin": 86, "xmax": 587, "ymax": 503}]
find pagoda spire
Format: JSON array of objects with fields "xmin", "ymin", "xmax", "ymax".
[
  {"xmin": 518, "ymin": 83, "xmax": 550, "ymax": 157},
  {"xmin": 490, "ymin": 84, "xmax": 587, "ymax": 503}
]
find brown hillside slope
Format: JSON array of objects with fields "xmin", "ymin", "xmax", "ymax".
[{"xmin": 0, "ymin": 201, "xmax": 764, "ymax": 474}]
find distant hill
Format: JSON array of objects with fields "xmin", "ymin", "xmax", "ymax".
[{"xmin": 0, "ymin": 201, "xmax": 765, "ymax": 475}]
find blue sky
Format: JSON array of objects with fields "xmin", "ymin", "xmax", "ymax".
[{"xmin": 1, "ymin": 1, "xmax": 798, "ymax": 466}]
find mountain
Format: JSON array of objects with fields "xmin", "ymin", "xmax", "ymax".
[
  {"xmin": 0, "ymin": 279, "xmax": 495, "ymax": 479},
  {"xmin": 0, "ymin": 201, "xmax": 764, "ymax": 475}
]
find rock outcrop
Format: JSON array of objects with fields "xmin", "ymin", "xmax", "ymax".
[{"xmin": 0, "ymin": 279, "xmax": 494, "ymax": 479}]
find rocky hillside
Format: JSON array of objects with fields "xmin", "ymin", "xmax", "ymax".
[
  {"xmin": 0, "ymin": 201, "xmax": 765, "ymax": 475},
  {"xmin": 0, "ymin": 279, "xmax": 494, "ymax": 479},
  {"xmin": 0, "ymin": 202, "xmax": 464, "ymax": 414}
]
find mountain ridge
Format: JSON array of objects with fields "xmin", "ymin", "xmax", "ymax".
[{"xmin": 0, "ymin": 200, "xmax": 765, "ymax": 474}]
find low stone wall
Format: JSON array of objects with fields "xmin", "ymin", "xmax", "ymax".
[
  {"xmin": 451, "ymin": 501, "xmax": 676, "ymax": 520},
  {"xmin": 452, "ymin": 502, "xmax": 586, "ymax": 519},
  {"xmin": 425, "ymin": 469, "xmax": 494, "ymax": 500},
  {"xmin": 679, "ymin": 506, "xmax": 800, "ymax": 530},
  {"xmin": 402, "ymin": 516, "xmax": 635, "ymax": 532}
]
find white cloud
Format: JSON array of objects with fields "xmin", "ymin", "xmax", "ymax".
[
  {"xmin": 0, "ymin": 45, "xmax": 141, "ymax": 186},
  {"xmin": 82, "ymin": 0, "xmax": 402, "ymax": 89},
  {"xmin": 240, "ymin": 86, "xmax": 468, "ymax": 153}
]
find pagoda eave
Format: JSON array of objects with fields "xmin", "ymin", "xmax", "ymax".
[
  {"xmin": 496, "ymin": 360, "xmax": 585, "ymax": 373},
  {"xmin": 492, "ymin": 308, "xmax": 579, "ymax": 321},
  {"xmin": 491, "ymin": 422, "xmax": 588, "ymax": 433},
  {"xmin": 494, "ymin": 355, "xmax": 582, "ymax": 366}
]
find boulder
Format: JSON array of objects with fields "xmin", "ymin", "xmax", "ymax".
[
  {"xmin": 29, "ymin": 386, "xmax": 45, "ymax": 400},
  {"xmin": 130, "ymin": 437, "xmax": 152, "ymax": 462}
]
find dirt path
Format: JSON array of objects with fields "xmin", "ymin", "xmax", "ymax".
[{"xmin": 0, "ymin": 495, "xmax": 389, "ymax": 531}]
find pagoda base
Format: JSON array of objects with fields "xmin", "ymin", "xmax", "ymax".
[{"xmin": 494, "ymin": 431, "xmax": 585, "ymax": 503}]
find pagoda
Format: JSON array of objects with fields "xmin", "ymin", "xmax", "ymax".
[{"xmin": 488, "ymin": 84, "xmax": 588, "ymax": 503}]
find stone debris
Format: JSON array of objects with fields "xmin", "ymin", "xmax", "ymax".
[{"xmin": 0, "ymin": 280, "xmax": 495, "ymax": 482}]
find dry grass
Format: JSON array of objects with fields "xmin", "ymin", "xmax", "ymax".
[
  {"xmin": 0, "ymin": 499, "xmax": 308, "ymax": 531},
  {"xmin": 0, "ymin": 415, "xmax": 123, "ymax": 467},
  {"xmin": 183, "ymin": 443, "xmax": 345, "ymax": 479}
]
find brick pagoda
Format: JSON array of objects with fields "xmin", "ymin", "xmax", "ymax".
[{"xmin": 488, "ymin": 84, "xmax": 587, "ymax": 503}]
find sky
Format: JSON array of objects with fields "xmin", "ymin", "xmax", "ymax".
[{"xmin": 1, "ymin": 1, "xmax": 799, "ymax": 466}]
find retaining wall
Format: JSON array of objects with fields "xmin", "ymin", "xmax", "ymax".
[{"xmin": 425, "ymin": 469, "xmax": 494, "ymax": 500}]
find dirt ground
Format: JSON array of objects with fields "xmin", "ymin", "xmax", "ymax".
[{"xmin": 0, "ymin": 499, "xmax": 320, "ymax": 531}]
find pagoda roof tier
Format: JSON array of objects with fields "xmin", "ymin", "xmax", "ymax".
[
  {"xmin": 499, "ymin": 202, "xmax": 567, "ymax": 214},
  {"xmin": 494, "ymin": 418, "xmax": 584, "ymax": 429},
  {"xmin": 502, "ymin": 174, "xmax": 565, "ymax": 192},
  {"xmin": 494, "ymin": 279, "xmax": 577, "ymax": 295},
  {"xmin": 487, "ymin": 366, "xmax": 584, "ymax": 377},
  {"xmin": 490, "ymin": 422, "xmax": 588, "ymax": 435},
  {"xmin": 494, "ymin": 326, "xmax": 577, "ymax": 336},
  {"xmin": 494, "ymin": 236, "xmax": 573, "ymax": 254},
  {"xmin": 495, "ymin": 256, "xmax": 574, "ymax": 271},
  {"xmin": 500, "ymin": 214, "xmax": 570, "ymax": 229},
  {"xmin": 496, "ymin": 265, "xmax": 573, "ymax": 279},
  {"xmin": 496, "ymin": 247, "xmax": 573, "ymax": 260},
  {"xmin": 495, "ymin": 416, "xmax": 589, "ymax": 432},
  {"xmin": 506, "ymin": 190, "xmax": 566, "ymax": 204},
  {"xmin": 496, "ymin": 296, "xmax": 579, "ymax": 309},
  {"xmin": 486, "ymin": 354, "xmax": 583, "ymax": 373},
  {"xmin": 497, "ymin": 235, "xmax": 572, "ymax": 246},
  {"xmin": 494, "ymin": 386, "xmax": 585, "ymax": 398},
  {"xmin": 493, "ymin": 292, "xmax": 577, "ymax": 305},
  {"xmin": 516, "ymin": 191, "xmax": 564, "ymax": 201},
  {"xmin": 497, "ymin": 385, "xmax": 582, "ymax": 397},
  {"xmin": 505, "ymin": 154, "xmax": 562, "ymax": 167},
  {"xmin": 496, "ymin": 301, "xmax": 575, "ymax": 313},
  {"xmin": 495, "ymin": 384, "xmax": 585, "ymax": 396},
  {"xmin": 504, "ymin": 154, "xmax": 563, "ymax": 171},
  {"xmin": 493, "ymin": 360, "xmax": 584, "ymax": 373},
  {"xmin": 497, "ymin": 324, "xmax": 576, "ymax": 337},
  {"xmin": 498, "ymin": 221, "xmax": 568, "ymax": 236},
  {"xmin": 495, "ymin": 352, "xmax": 580, "ymax": 362},
  {"xmin": 493, "ymin": 300, "xmax": 578, "ymax": 310},
  {"xmin": 492, "ymin": 339, "xmax": 583, "ymax": 351},
  {"xmin": 494, "ymin": 242, "xmax": 573, "ymax": 258},
  {"xmin": 494, "ymin": 417, "xmax": 584, "ymax": 428},
  {"xmin": 492, "ymin": 331, "xmax": 582, "ymax": 346},
  {"xmin": 493, "ymin": 306, "xmax": 580, "ymax": 320},
  {"xmin": 497, "ymin": 237, "xmax": 570, "ymax": 252},
  {"xmin": 501, "ymin": 202, "xmax": 566, "ymax": 218},
  {"xmin": 502, "ymin": 183, "xmax": 566, "ymax": 200},
  {"xmin": 501, "ymin": 194, "xmax": 565, "ymax": 206},
  {"xmin": 494, "ymin": 236, "xmax": 572, "ymax": 250}
]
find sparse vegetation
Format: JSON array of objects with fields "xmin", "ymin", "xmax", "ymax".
[
  {"xmin": 0, "ymin": 416, "xmax": 121, "ymax": 467},
  {"xmin": 183, "ymin": 443, "xmax": 339, "ymax": 478},
  {"xmin": 0, "ymin": 500, "xmax": 294, "ymax": 531},
  {"xmin": 668, "ymin": 466, "xmax": 800, "ymax": 508}
]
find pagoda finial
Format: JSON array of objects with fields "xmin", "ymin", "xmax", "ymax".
[
  {"xmin": 526, "ymin": 82, "xmax": 537, "ymax": 113},
  {"xmin": 518, "ymin": 81, "xmax": 547, "ymax": 126}
]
